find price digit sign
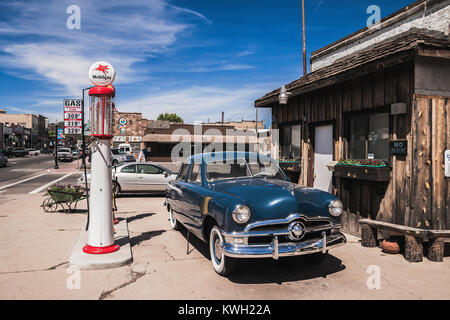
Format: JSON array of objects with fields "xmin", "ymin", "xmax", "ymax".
[{"xmin": 63, "ymin": 99, "xmax": 83, "ymax": 135}]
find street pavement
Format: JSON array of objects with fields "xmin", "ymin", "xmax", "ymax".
[
  {"xmin": 0, "ymin": 155, "xmax": 80, "ymax": 198},
  {"xmin": 0, "ymin": 178, "xmax": 450, "ymax": 299}
]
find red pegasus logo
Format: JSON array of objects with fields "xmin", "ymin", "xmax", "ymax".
[{"xmin": 95, "ymin": 64, "xmax": 109, "ymax": 75}]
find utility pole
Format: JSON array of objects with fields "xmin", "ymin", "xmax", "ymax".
[
  {"xmin": 302, "ymin": 0, "xmax": 307, "ymax": 76},
  {"xmin": 54, "ymin": 121, "xmax": 59, "ymax": 169}
]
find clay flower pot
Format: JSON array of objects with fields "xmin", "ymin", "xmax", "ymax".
[{"xmin": 381, "ymin": 239, "xmax": 400, "ymax": 254}]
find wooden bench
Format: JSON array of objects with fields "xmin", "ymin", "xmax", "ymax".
[{"xmin": 359, "ymin": 219, "xmax": 450, "ymax": 262}]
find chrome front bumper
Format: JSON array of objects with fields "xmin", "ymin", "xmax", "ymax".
[
  {"xmin": 222, "ymin": 232, "xmax": 346, "ymax": 259},
  {"xmin": 221, "ymin": 213, "xmax": 346, "ymax": 259}
]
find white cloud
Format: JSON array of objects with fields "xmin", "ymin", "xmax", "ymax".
[{"xmin": 0, "ymin": 0, "xmax": 210, "ymax": 95}]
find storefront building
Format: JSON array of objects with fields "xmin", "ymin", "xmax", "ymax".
[
  {"xmin": 0, "ymin": 112, "xmax": 48, "ymax": 148},
  {"xmin": 142, "ymin": 123, "xmax": 262, "ymax": 162},
  {"xmin": 111, "ymin": 110, "xmax": 149, "ymax": 154},
  {"xmin": 255, "ymin": 1, "xmax": 450, "ymax": 235}
]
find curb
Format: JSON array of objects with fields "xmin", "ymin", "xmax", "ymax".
[{"xmin": 69, "ymin": 218, "xmax": 133, "ymax": 270}]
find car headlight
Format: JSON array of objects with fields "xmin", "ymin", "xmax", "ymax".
[
  {"xmin": 329, "ymin": 199, "xmax": 343, "ymax": 217},
  {"xmin": 232, "ymin": 205, "xmax": 251, "ymax": 224}
]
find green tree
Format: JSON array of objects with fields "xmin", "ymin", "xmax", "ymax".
[{"xmin": 157, "ymin": 113, "xmax": 184, "ymax": 123}]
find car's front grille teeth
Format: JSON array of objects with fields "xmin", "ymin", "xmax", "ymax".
[
  {"xmin": 245, "ymin": 218, "xmax": 332, "ymax": 246},
  {"xmin": 247, "ymin": 230, "xmax": 331, "ymax": 245},
  {"xmin": 249, "ymin": 218, "xmax": 332, "ymax": 233}
]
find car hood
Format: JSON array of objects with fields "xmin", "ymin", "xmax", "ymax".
[{"xmin": 211, "ymin": 177, "xmax": 337, "ymax": 222}]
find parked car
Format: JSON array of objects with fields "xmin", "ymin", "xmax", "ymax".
[
  {"xmin": 27, "ymin": 148, "xmax": 40, "ymax": 156},
  {"xmin": 40, "ymin": 147, "xmax": 53, "ymax": 154},
  {"xmin": 72, "ymin": 149, "xmax": 81, "ymax": 159},
  {"xmin": 165, "ymin": 152, "xmax": 346, "ymax": 276},
  {"xmin": 56, "ymin": 147, "xmax": 73, "ymax": 162},
  {"xmin": 0, "ymin": 152, "xmax": 8, "ymax": 167},
  {"xmin": 8, "ymin": 147, "xmax": 28, "ymax": 157},
  {"xmin": 111, "ymin": 148, "xmax": 135, "ymax": 166},
  {"xmin": 118, "ymin": 143, "xmax": 132, "ymax": 155},
  {"xmin": 0, "ymin": 148, "xmax": 13, "ymax": 158},
  {"xmin": 78, "ymin": 162, "xmax": 176, "ymax": 195}
]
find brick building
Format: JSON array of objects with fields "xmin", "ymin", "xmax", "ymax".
[
  {"xmin": 0, "ymin": 112, "xmax": 48, "ymax": 148},
  {"xmin": 111, "ymin": 110, "xmax": 150, "ymax": 153}
]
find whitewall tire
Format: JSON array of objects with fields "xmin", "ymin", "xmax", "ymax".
[
  {"xmin": 209, "ymin": 226, "xmax": 236, "ymax": 276},
  {"xmin": 169, "ymin": 208, "xmax": 182, "ymax": 230}
]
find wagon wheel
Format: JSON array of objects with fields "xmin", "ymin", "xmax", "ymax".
[
  {"xmin": 73, "ymin": 200, "xmax": 79, "ymax": 212},
  {"xmin": 42, "ymin": 198, "xmax": 58, "ymax": 213},
  {"xmin": 64, "ymin": 202, "xmax": 73, "ymax": 214}
]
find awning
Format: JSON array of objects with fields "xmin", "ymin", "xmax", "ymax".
[{"xmin": 142, "ymin": 133, "xmax": 259, "ymax": 144}]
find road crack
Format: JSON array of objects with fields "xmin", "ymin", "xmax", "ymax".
[{"xmin": 98, "ymin": 265, "xmax": 148, "ymax": 300}]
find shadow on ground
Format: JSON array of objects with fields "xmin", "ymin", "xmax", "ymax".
[
  {"xmin": 130, "ymin": 230, "xmax": 166, "ymax": 247},
  {"xmin": 178, "ymin": 227, "xmax": 346, "ymax": 284},
  {"xmin": 126, "ymin": 212, "xmax": 156, "ymax": 223},
  {"xmin": 227, "ymin": 254, "xmax": 346, "ymax": 284},
  {"xmin": 116, "ymin": 193, "xmax": 165, "ymax": 198}
]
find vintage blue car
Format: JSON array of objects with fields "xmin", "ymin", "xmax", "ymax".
[{"xmin": 165, "ymin": 152, "xmax": 346, "ymax": 276}]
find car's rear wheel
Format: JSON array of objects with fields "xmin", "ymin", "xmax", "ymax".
[
  {"xmin": 209, "ymin": 226, "xmax": 236, "ymax": 276},
  {"xmin": 113, "ymin": 182, "xmax": 121, "ymax": 198},
  {"xmin": 169, "ymin": 207, "xmax": 182, "ymax": 230}
]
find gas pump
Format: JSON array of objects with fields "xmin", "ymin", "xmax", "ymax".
[{"xmin": 82, "ymin": 61, "xmax": 119, "ymax": 254}]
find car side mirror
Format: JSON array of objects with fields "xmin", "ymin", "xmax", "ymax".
[{"xmin": 164, "ymin": 172, "xmax": 169, "ymax": 178}]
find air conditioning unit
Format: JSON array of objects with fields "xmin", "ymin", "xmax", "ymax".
[{"xmin": 391, "ymin": 103, "xmax": 407, "ymax": 115}]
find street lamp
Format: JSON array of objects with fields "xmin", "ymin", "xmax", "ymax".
[
  {"xmin": 279, "ymin": 85, "xmax": 291, "ymax": 105},
  {"xmin": 82, "ymin": 61, "xmax": 119, "ymax": 254},
  {"xmin": 54, "ymin": 119, "xmax": 59, "ymax": 169}
]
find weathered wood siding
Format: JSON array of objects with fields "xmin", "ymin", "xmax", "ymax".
[
  {"xmin": 409, "ymin": 95, "xmax": 449, "ymax": 230},
  {"xmin": 274, "ymin": 62, "xmax": 416, "ymax": 235},
  {"xmin": 273, "ymin": 60, "xmax": 450, "ymax": 235}
]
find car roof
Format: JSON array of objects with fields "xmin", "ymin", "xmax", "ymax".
[
  {"xmin": 184, "ymin": 152, "xmax": 271, "ymax": 164},
  {"xmin": 115, "ymin": 161, "xmax": 174, "ymax": 173}
]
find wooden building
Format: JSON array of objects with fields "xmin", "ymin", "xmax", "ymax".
[{"xmin": 255, "ymin": 27, "xmax": 450, "ymax": 234}]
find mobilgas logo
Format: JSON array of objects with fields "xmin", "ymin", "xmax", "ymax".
[{"xmin": 89, "ymin": 61, "xmax": 115, "ymax": 86}]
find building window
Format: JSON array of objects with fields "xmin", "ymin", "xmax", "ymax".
[
  {"xmin": 280, "ymin": 124, "xmax": 301, "ymax": 159},
  {"xmin": 348, "ymin": 112, "xmax": 389, "ymax": 160}
]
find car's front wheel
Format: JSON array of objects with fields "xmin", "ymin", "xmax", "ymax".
[
  {"xmin": 169, "ymin": 207, "xmax": 182, "ymax": 230},
  {"xmin": 209, "ymin": 226, "xmax": 236, "ymax": 276}
]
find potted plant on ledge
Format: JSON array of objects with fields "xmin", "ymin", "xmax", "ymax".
[{"xmin": 333, "ymin": 159, "xmax": 390, "ymax": 181}]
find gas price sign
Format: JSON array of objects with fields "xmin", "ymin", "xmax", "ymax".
[{"xmin": 64, "ymin": 99, "xmax": 83, "ymax": 135}]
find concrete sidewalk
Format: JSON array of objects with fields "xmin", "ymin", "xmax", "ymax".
[{"xmin": 0, "ymin": 193, "xmax": 450, "ymax": 299}]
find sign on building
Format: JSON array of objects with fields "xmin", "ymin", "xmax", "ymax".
[
  {"xmin": 57, "ymin": 128, "xmax": 64, "ymax": 140},
  {"xmin": 64, "ymin": 99, "xmax": 83, "ymax": 135}
]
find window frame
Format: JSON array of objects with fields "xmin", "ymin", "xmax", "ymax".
[
  {"xmin": 121, "ymin": 164, "xmax": 136, "ymax": 173},
  {"xmin": 345, "ymin": 109, "xmax": 391, "ymax": 161},
  {"xmin": 137, "ymin": 164, "xmax": 164, "ymax": 175},
  {"xmin": 177, "ymin": 163, "xmax": 190, "ymax": 181},
  {"xmin": 279, "ymin": 122, "xmax": 302, "ymax": 160},
  {"xmin": 188, "ymin": 163, "xmax": 202, "ymax": 184}
]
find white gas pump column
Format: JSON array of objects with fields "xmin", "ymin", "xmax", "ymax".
[{"xmin": 83, "ymin": 61, "xmax": 119, "ymax": 254}]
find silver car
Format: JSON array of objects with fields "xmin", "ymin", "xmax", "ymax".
[{"xmin": 78, "ymin": 162, "xmax": 176, "ymax": 195}]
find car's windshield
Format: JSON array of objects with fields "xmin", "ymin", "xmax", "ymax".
[
  {"xmin": 58, "ymin": 148, "xmax": 70, "ymax": 152},
  {"xmin": 111, "ymin": 149, "xmax": 124, "ymax": 155},
  {"xmin": 206, "ymin": 157, "xmax": 284, "ymax": 182}
]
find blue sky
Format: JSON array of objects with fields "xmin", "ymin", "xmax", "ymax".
[{"xmin": 0, "ymin": 0, "xmax": 412, "ymax": 124}]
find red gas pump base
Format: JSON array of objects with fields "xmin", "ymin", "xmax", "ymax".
[{"xmin": 83, "ymin": 244, "xmax": 120, "ymax": 254}]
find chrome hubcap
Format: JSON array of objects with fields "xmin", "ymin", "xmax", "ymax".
[{"xmin": 214, "ymin": 238, "xmax": 223, "ymax": 261}]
